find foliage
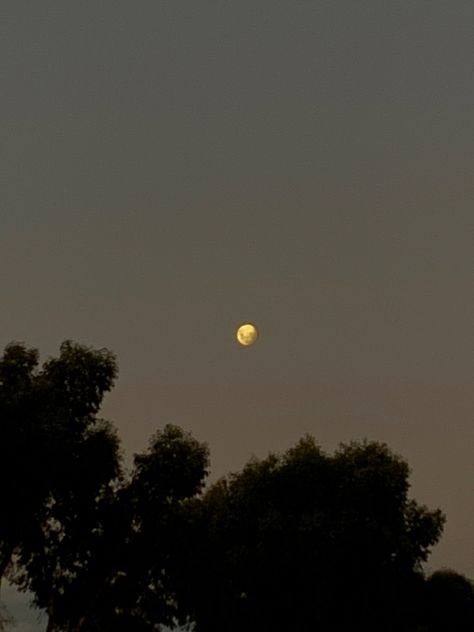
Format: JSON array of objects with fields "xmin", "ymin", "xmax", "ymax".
[
  {"xmin": 2, "ymin": 340, "xmax": 467, "ymax": 631},
  {"xmin": 178, "ymin": 437, "xmax": 446, "ymax": 632},
  {"xmin": 81, "ymin": 424, "xmax": 210, "ymax": 632},
  {"xmin": 420, "ymin": 569, "xmax": 474, "ymax": 631},
  {"xmin": 0, "ymin": 341, "xmax": 118, "ymax": 630},
  {"xmin": 0, "ymin": 341, "xmax": 117, "ymax": 579}
]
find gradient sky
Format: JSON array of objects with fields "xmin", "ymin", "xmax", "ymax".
[{"xmin": 1, "ymin": 2, "xmax": 473, "ymax": 625}]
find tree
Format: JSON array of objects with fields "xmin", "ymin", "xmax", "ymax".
[
  {"xmin": 0, "ymin": 341, "xmax": 457, "ymax": 630},
  {"xmin": 12, "ymin": 419, "xmax": 122, "ymax": 632},
  {"xmin": 1, "ymin": 341, "xmax": 210, "ymax": 631},
  {"xmin": 11, "ymin": 423, "xmax": 209, "ymax": 632},
  {"xmin": 178, "ymin": 437, "xmax": 446, "ymax": 632},
  {"xmin": 420, "ymin": 569, "xmax": 474, "ymax": 631},
  {"xmin": 0, "ymin": 340, "xmax": 118, "ymax": 630},
  {"xmin": 0, "ymin": 342, "xmax": 41, "ymax": 579},
  {"xmin": 88, "ymin": 424, "xmax": 209, "ymax": 631}
]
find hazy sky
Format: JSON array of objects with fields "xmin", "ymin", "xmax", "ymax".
[{"xmin": 1, "ymin": 1, "xmax": 473, "ymax": 625}]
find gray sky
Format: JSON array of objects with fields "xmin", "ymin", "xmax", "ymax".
[{"xmin": 1, "ymin": 2, "xmax": 473, "ymax": 626}]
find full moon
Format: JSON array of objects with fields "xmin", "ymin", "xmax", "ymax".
[{"xmin": 236, "ymin": 323, "xmax": 259, "ymax": 347}]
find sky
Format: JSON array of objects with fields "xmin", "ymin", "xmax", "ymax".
[{"xmin": 1, "ymin": 1, "xmax": 473, "ymax": 627}]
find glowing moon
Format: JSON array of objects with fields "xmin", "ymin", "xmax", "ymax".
[{"xmin": 236, "ymin": 323, "xmax": 258, "ymax": 347}]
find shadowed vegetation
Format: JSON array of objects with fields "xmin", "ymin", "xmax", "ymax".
[{"xmin": 0, "ymin": 342, "xmax": 472, "ymax": 631}]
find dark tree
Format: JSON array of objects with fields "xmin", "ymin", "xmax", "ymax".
[
  {"xmin": 12, "ymin": 420, "xmax": 122, "ymax": 632},
  {"xmin": 94, "ymin": 424, "xmax": 209, "ymax": 631},
  {"xmin": 1, "ymin": 341, "xmax": 460, "ymax": 631},
  {"xmin": 14, "ymin": 424, "xmax": 209, "ymax": 632},
  {"xmin": 1, "ymin": 341, "xmax": 209, "ymax": 631},
  {"xmin": 420, "ymin": 569, "xmax": 474, "ymax": 631},
  {"xmin": 0, "ymin": 341, "xmax": 118, "ymax": 630},
  {"xmin": 70, "ymin": 424, "xmax": 209, "ymax": 632},
  {"xmin": 0, "ymin": 342, "xmax": 42, "ymax": 579},
  {"xmin": 179, "ymin": 437, "xmax": 445, "ymax": 632}
]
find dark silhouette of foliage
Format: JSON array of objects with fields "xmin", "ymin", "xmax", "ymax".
[
  {"xmin": 178, "ymin": 436, "xmax": 446, "ymax": 632},
  {"xmin": 0, "ymin": 343, "xmax": 41, "ymax": 578},
  {"xmin": 10, "ymin": 423, "xmax": 209, "ymax": 632},
  {"xmin": 1, "ymin": 341, "xmax": 210, "ymax": 631},
  {"xmin": 81, "ymin": 424, "xmax": 210, "ymax": 632},
  {"xmin": 419, "ymin": 569, "xmax": 474, "ymax": 631},
  {"xmin": 2, "ymin": 340, "xmax": 470, "ymax": 631},
  {"xmin": 0, "ymin": 341, "xmax": 118, "ymax": 630}
]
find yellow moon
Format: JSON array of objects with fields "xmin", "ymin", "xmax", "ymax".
[{"xmin": 236, "ymin": 323, "xmax": 258, "ymax": 347}]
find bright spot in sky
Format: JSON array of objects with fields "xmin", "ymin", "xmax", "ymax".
[{"xmin": 236, "ymin": 323, "xmax": 258, "ymax": 347}]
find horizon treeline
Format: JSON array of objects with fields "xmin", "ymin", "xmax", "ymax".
[{"xmin": 0, "ymin": 341, "xmax": 473, "ymax": 631}]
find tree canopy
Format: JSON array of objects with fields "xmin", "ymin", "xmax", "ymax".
[
  {"xmin": 0, "ymin": 340, "xmax": 471, "ymax": 632},
  {"xmin": 0, "ymin": 341, "xmax": 117, "ymax": 581},
  {"xmin": 422, "ymin": 569, "xmax": 474, "ymax": 631},
  {"xmin": 178, "ymin": 436, "xmax": 446, "ymax": 631}
]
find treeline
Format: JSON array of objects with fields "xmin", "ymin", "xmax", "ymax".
[{"xmin": 0, "ymin": 341, "xmax": 472, "ymax": 631}]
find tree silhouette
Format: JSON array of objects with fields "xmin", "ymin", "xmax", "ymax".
[
  {"xmin": 178, "ymin": 436, "xmax": 446, "ymax": 632},
  {"xmin": 420, "ymin": 569, "xmax": 474, "ymax": 631},
  {"xmin": 10, "ymin": 423, "xmax": 209, "ymax": 632},
  {"xmin": 2, "ymin": 340, "xmax": 467, "ymax": 631},
  {"xmin": 83, "ymin": 424, "xmax": 210, "ymax": 631},
  {"xmin": 0, "ymin": 341, "xmax": 118, "ymax": 630},
  {"xmin": 0, "ymin": 342, "xmax": 42, "ymax": 580}
]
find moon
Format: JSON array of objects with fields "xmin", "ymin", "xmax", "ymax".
[{"xmin": 236, "ymin": 323, "xmax": 259, "ymax": 347}]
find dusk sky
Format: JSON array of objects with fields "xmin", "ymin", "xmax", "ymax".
[{"xmin": 1, "ymin": 2, "xmax": 473, "ymax": 626}]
